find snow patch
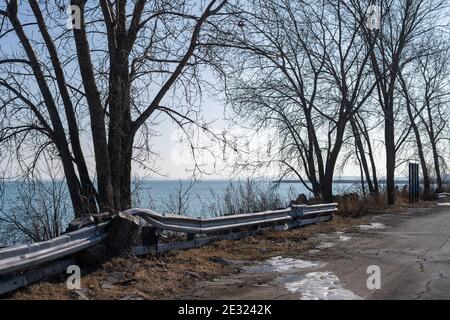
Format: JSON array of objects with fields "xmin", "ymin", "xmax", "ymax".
[
  {"xmin": 245, "ymin": 256, "xmax": 326, "ymax": 273},
  {"xmin": 316, "ymin": 242, "xmax": 336, "ymax": 249},
  {"xmin": 282, "ymin": 272, "xmax": 362, "ymax": 300},
  {"xmin": 437, "ymin": 202, "xmax": 450, "ymax": 206},
  {"xmin": 358, "ymin": 222, "xmax": 386, "ymax": 230}
]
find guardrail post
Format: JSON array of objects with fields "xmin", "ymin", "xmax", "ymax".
[
  {"xmin": 187, "ymin": 233, "xmax": 195, "ymax": 241},
  {"xmin": 142, "ymin": 226, "xmax": 159, "ymax": 247},
  {"xmin": 409, "ymin": 162, "xmax": 420, "ymax": 203},
  {"xmin": 291, "ymin": 205, "xmax": 304, "ymax": 222}
]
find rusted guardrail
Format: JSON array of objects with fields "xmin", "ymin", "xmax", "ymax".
[{"xmin": 0, "ymin": 203, "xmax": 337, "ymax": 295}]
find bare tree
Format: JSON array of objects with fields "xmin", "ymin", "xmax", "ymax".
[
  {"xmin": 216, "ymin": 0, "xmax": 377, "ymax": 201},
  {"xmin": 353, "ymin": 0, "xmax": 448, "ymax": 204},
  {"xmin": 161, "ymin": 179, "xmax": 194, "ymax": 216},
  {"xmin": 0, "ymin": 0, "xmax": 229, "ymax": 216},
  {"xmin": 399, "ymin": 70, "xmax": 432, "ymax": 198},
  {"xmin": 349, "ymin": 113, "xmax": 380, "ymax": 194},
  {"xmin": 415, "ymin": 43, "xmax": 450, "ymax": 192},
  {"xmin": 398, "ymin": 34, "xmax": 450, "ymax": 196}
]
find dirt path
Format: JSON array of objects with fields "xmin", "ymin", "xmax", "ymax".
[{"xmin": 178, "ymin": 204, "xmax": 450, "ymax": 300}]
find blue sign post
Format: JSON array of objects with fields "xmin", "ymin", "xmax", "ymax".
[{"xmin": 409, "ymin": 162, "xmax": 419, "ymax": 203}]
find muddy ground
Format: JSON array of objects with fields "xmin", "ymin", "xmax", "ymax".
[
  {"xmin": 7, "ymin": 202, "xmax": 440, "ymax": 300},
  {"xmin": 180, "ymin": 203, "xmax": 450, "ymax": 300},
  {"xmin": 7, "ymin": 216, "xmax": 368, "ymax": 299}
]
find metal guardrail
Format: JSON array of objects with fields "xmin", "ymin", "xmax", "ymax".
[
  {"xmin": 0, "ymin": 223, "xmax": 108, "ymax": 276},
  {"xmin": 134, "ymin": 204, "xmax": 337, "ymax": 255},
  {"xmin": 0, "ymin": 203, "xmax": 337, "ymax": 295},
  {"xmin": 126, "ymin": 207, "xmax": 292, "ymax": 234},
  {"xmin": 126, "ymin": 203, "xmax": 337, "ymax": 234},
  {"xmin": 437, "ymin": 192, "xmax": 450, "ymax": 198}
]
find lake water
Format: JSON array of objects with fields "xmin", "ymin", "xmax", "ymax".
[
  {"xmin": 132, "ymin": 179, "xmax": 305, "ymax": 215},
  {"xmin": 0, "ymin": 179, "xmax": 364, "ymax": 245},
  {"xmin": 0, "ymin": 179, "xmax": 363, "ymax": 215}
]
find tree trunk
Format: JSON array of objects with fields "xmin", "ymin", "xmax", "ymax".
[
  {"xmin": 7, "ymin": 1, "xmax": 85, "ymax": 216},
  {"xmin": 356, "ymin": 145, "xmax": 366, "ymax": 196},
  {"xmin": 400, "ymin": 74, "xmax": 431, "ymax": 199},
  {"xmin": 426, "ymin": 109, "xmax": 443, "ymax": 193},
  {"xmin": 58, "ymin": 146, "xmax": 85, "ymax": 217},
  {"xmin": 351, "ymin": 117, "xmax": 375, "ymax": 194},
  {"xmin": 106, "ymin": 212, "xmax": 141, "ymax": 257},
  {"xmin": 355, "ymin": 116, "xmax": 380, "ymax": 194},
  {"xmin": 29, "ymin": 0, "xmax": 97, "ymax": 214},
  {"xmin": 107, "ymin": 73, "xmax": 133, "ymax": 210},
  {"xmin": 321, "ymin": 174, "xmax": 334, "ymax": 203},
  {"xmin": 407, "ymin": 114, "xmax": 431, "ymax": 199},
  {"xmin": 432, "ymin": 145, "xmax": 443, "ymax": 192},
  {"xmin": 385, "ymin": 114, "xmax": 396, "ymax": 205},
  {"xmin": 320, "ymin": 116, "xmax": 347, "ymax": 203},
  {"xmin": 120, "ymin": 139, "xmax": 133, "ymax": 210},
  {"xmin": 71, "ymin": 0, "xmax": 114, "ymax": 212}
]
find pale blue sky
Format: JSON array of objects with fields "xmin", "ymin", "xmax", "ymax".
[{"xmin": 0, "ymin": 1, "xmax": 434, "ymax": 182}]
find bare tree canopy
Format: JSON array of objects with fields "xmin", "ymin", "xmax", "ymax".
[
  {"xmin": 212, "ymin": 0, "xmax": 449, "ymax": 203},
  {"xmin": 0, "ymin": 0, "xmax": 229, "ymax": 216},
  {"xmin": 1, "ymin": 0, "xmax": 450, "ymax": 222}
]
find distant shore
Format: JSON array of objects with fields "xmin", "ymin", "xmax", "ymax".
[{"xmin": 274, "ymin": 179, "xmax": 409, "ymax": 184}]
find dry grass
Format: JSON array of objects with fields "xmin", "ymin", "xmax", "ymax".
[
  {"xmin": 8, "ymin": 216, "xmax": 365, "ymax": 300},
  {"xmin": 336, "ymin": 190, "xmax": 436, "ymax": 216},
  {"xmin": 6, "ymin": 192, "xmax": 438, "ymax": 300}
]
